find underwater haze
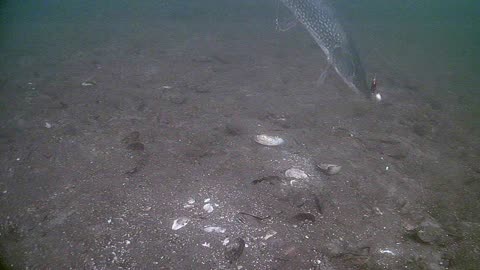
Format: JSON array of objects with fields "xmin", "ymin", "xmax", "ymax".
[{"xmin": 1, "ymin": 0, "xmax": 479, "ymax": 269}]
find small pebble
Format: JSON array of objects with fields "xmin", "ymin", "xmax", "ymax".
[
  {"xmin": 127, "ymin": 142, "xmax": 145, "ymax": 151},
  {"xmin": 225, "ymin": 238, "xmax": 245, "ymax": 263},
  {"xmin": 45, "ymin": 122, "xmax": 52, "ymax": 129},
  {"xmin": 317, "ymin": 164, "xmax": 341, "ymax": 175}
]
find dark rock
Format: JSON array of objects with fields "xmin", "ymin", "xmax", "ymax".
[
  {"xmin": 312, "ymin": 194, "xmax": 323, "ymax": 214},
  {"xmin": 122, "ymin": 131, "xmax": 140, "ymax": 145},
  {"xmin": 252, "ymin": 176, "xmax": 281, "ymax": 185},
  {"xmin": 127, "ymin": 142, "xmax": 145, "ymax": 151},
  {"xmin": 225, "ymin": 123, "xmax": 242, "ymax": 136},
  {"xmin": 413, "ymin": 221, "xmax": 445, "ymax": 245},
  {"xmin": 169, "ymin": 95, "xmax": 187, "ymax": 105},
  {"xmin": 125, "ymin": 167, "xmax": 139, "ymax": 175},
  {"xmin": 225, "ymin": 238, "xmax": 245, "ymax": 263},
  {"xmin": 413, "ymin": 123, "xmax": 429, "ymax": 137}
]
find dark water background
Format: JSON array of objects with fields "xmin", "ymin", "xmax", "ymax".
[{"xmin": 1, "ymin": 0, "xmax": 479, "ymax": 130}]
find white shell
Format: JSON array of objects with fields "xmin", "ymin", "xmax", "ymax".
[
  {"xmin": 172, "ymin": 217, "xmax": 190, "ymax": 230},
  {"xmin": 264, "ymin": 230, "xmax": 277, "ymax": 240},
  {"xmin": 375, "ymin": 93, "xmax": 382, "ymax": 101},
  {"xmin": 203, "ymin": 203, "xmax": 214, "ymax": 213},
  {"xmin": 81, "ymin": 81, "xmax": 95, "ymax": 87},
  {"xmin": 204, "ymin": 226, "xmax": 226, "ymax": 233},
  {"xmin": 317, "ymin": 164, "xmax": 342, "ymax": 175},
  {"xmin": 285, "ymin": 168, "xmax": 308, "ymax": 179},
  {"xmin": 254, "ymin": 134, "xmax": 284, "ymax": 146}
]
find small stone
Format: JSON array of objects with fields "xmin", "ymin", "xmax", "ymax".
[
  {"xmin": 225, "ymin": 238, "xmax": 245, "ymax": 263},
  {"xmin": 317, "ymin": 163, "xmax": 341, "ymax": 175},
  {"xmin": 127, "ymin": 142, "xmax": 145, "ymax": 151},
  {"xmin": 122, "ymin": 131, "xmax": 140, "ymax": 144},
  {"xmin": 225, "ymin": 123, "xmax": 242, "ymax": 136},
  {"xmin": 45, "ymin": 122, "xmax": 52, "ymax": 129},
  {"xmin": 415, "ymin": 222, "xmax": 444, "ymax": 244}
]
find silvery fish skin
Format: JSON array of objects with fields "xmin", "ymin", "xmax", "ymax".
[{"xmin": 279, "ymin": 0, "xmax": 369, "ymax": 96}]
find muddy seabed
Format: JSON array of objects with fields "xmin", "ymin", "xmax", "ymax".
[{"xmin": 1, "ymin": 10, "xmax": 480, "ymax": 270}]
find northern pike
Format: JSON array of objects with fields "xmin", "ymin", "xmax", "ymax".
[{"xmin": 279, "ymin": 0, "xmax": 370, "ymax": 97}]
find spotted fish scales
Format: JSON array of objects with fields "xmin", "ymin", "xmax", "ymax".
[{"xmin": 279, "ymin": 0, "xmax": 369, "ymax": 96}]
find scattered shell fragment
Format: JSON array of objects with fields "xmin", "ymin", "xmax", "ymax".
[
  {"xmin": 202, "ymin": 242, "xmax": 211, "ymax": 248},
  {"xmin": 172, "ymin": 217, "xmax": 190, "ymax": 230},
  {"xmin": 264, "ymin": 230, "xmax": 277, "ymax": 240},
  {"xmin": 204, "ymin": 198, "xmax": 211, "ymax": 203},
  {"xmin": 204, "ymin": 226, "xmax": 226, "ymax": 233},
  {"xmin": 45, "ymin": 122, "xmax": 52, "ymax": 129},
  {"xmin": 188, "ymin": 198, "xmax": 196, "ymax": 204},
  {"xmin": 161, "ymin": 85, "xmax": 172, "ymax": 89},
  {"xmin": 81, "ymin": 81, "xmax": 96, "ymax": 86},
  {"xmin": 317, "ymin": 164, "xmax": 342, "ymax": 175},
  {"xmin": 285, "ymin": 168, "xmax": 308, "ymax": 179},
  {"xmin": 203, "ymin": 203, "xmax": 214, "ymax": 213},
  {"xmin": 223, "ymin": 238, "xmax": 230, "ymax": 246},
  {"xmin": 254, "ymin": 134, "xmax": 284, "ymax": 146},
  {"xmin": 379, "ymin": 249, "xmax": 395, "ymax": 255}
]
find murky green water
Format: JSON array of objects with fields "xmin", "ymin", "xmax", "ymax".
[{"xmin": 1, "ymin": 0, "xmax": 478, "ymax": 130}]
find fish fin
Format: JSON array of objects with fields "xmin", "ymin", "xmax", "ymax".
[
  {"xmin": 275, "ymin": 17, "xmax": 297, "ymax": 32},
  {"xmin": 275, "ymin": 0, "xmax": 297, "ymax": 32},
  {"xmin": 316, "ymin": 64, "xmax": 331, "ymax": 86}
]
